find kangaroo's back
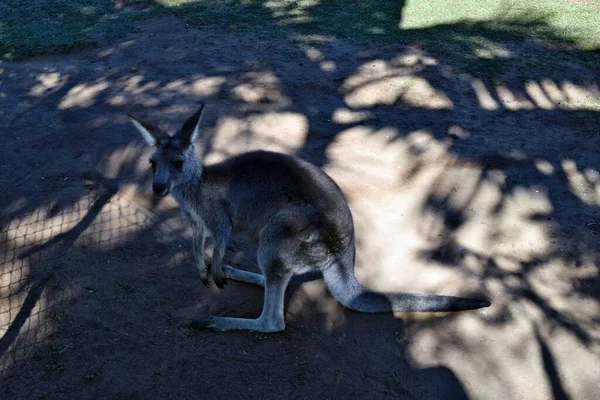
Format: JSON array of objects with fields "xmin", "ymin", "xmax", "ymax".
[{"xmin": 203, "ymin": 151, "xmax": 354, "ymax": 248}]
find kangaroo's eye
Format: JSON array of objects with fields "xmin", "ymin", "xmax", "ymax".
[
  {"xmin": 172, "ymin": 160, "xmax": 184, "ymax": 171},
  {"xmin": 149, "ymin": 159, "xmax": 156, "ymax": 170}
]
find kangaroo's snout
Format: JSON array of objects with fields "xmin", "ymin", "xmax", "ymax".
[{"xmin": 153, "ymin": 182, "xmax": 169, "ymax": 197}]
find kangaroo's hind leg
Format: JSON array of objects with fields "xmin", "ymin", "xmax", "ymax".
[
  {"xmin": 189, "ymin": 266, "xmax": 291, "ymax": 332},
  {"xmin": 222, "ymin": 265, "xmax": 265, "ymax": 287},
  {"xmin": 189, "ymin": 210, "xmax": 314, "ymax": 332}
]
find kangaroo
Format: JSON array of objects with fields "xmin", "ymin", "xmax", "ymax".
[{"xmin": 128, "ymin": 104, "xmax": 490, "ymax": 332}]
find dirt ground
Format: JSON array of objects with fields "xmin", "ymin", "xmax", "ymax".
[{"xmin": 1, "ymin": 16, "xmax": 599, "ymax": 399}]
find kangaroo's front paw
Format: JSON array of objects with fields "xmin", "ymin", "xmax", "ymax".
[
  {"xmin": 200, "ymin": 274, "xmax": 211, "ymax": 287},
  {"xmin": 213, "ymin": 270, "xmax": 227, "ymax": 290},
  {"xmin": 197, "ymin": 262, "xmax": 211, "ymax": 287}
]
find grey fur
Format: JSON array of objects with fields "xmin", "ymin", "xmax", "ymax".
[{"xmin": 128, "ymin": 104, "xmax": 491, "ymax": 332}]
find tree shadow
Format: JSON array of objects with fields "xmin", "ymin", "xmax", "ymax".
[{"xmin": 535, "ymin": 326, "xmax": 571, "ymax": 400}]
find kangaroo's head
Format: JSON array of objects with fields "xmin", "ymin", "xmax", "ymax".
[{"xmin": 128, "ymin": 104, "xmax": 205, "ymax": 197}]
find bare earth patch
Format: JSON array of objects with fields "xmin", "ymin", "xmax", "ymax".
[{"xmin": 1, "ymin": 16, "xmax": 599, "ymax": 399}]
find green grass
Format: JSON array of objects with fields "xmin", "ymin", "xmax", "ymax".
[
  {"xmin": 160, "ymin": 0, "xmax": 600, "ymax": 48},
  {"xmin": 1, "ymin": 0, "xmax": 598, "ymax": 61},
  {"xmin": 402, "ymin": 0, "xmax": 600, "ymax": 50},
  {"xmin": 0, "ymin": 0, "xmax": 152, "ymax": 60},
  {"xmin": 160, "ymin": 0, "xmax": 600, "ymax": 73}
]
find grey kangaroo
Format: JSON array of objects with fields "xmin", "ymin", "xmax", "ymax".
[{"xmin": 128, "ymin": 104, "xmax": 490, "ymax": 332}]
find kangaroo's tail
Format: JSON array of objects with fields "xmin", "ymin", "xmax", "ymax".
[{"xmin": 322, "ymin": 239, "xmax": 490, "ymax": 312}]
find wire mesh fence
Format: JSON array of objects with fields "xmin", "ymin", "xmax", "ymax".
[{"xmin": 0, "ymin": 184, "xmax": 164, "ymax": 379}]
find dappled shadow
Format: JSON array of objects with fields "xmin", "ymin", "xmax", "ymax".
[
  {"xmin": 0, "ymin": 172, "xmax": 170, "ymax": 378},
  {"xmin": 1, "ymin": 1, "xmax": 599, "ymax": 398}
]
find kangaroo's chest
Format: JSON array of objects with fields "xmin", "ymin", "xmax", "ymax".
[
  {"xmin": 183, "ymin": 205, "xmax": 205, "ymax": 228},
  {"xmin": 172, "ymin": 190, "xmax": 207, "ymax": 229}
]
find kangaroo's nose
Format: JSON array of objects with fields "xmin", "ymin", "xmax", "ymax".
[{"xmin": 153, "ymin": 182, "xmax": 168, "ymax": 197}]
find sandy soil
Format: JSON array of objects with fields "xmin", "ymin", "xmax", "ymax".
[{"xmin": 1, "ymin": 16, "xmax": 599, "ymax": 399}]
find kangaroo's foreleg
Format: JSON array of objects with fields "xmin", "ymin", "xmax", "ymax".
[
  {"xmin": 191, "ymin": 221, "xmax": 209, "ymax": 286},
  {"xmin": 209, "ymin": 223, "xmax": 232, "ymax": 289}
]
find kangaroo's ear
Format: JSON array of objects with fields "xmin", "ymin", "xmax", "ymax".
[
  {"xmin": 127, "ymin": 114, "xmax": 164, "ymax": 146},
  {"xmin": 175, "ymin": 103, "xmax": 205, "ymax": 148}
]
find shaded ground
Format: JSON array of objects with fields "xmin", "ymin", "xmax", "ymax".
[{"xmin": 1, "ymin": 12, "xmax": 600, "ymax": 400}]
